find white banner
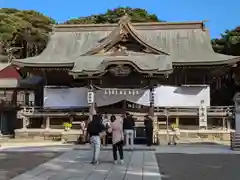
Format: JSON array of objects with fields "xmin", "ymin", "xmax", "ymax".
[
  {"xmin": 95, "ymin": 85, "xmax": 210, "ymax": 107},
  {"xmin": 43, "ymin": 87, "xmax": 89, "ymax": 108},
  {"xmin": 199, "ymin": 106, "xmax": 207, "ymax": 127},
  {"xmin": 154, "ymin": 85, "xmax": 210, "ymax": 107},
  {"xmin": 43, "ymin": 85, "xmax": 210, "ymax": 108}
]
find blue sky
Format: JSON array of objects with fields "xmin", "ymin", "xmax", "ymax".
[{"xmin": 0, "ymin": 0, "xmax": 239, "ymax": 38}]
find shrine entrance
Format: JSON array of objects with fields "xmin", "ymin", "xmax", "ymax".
[{"xmin": 89, "ymin": 86, "xmax": 154, "ymax": 145}]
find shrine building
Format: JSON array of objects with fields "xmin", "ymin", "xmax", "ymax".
[{"xmin": 11, "ymin": 15, "xmax": 239, "ymax": 142}]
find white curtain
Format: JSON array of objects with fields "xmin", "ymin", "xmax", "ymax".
[
  {"xmin": 95, "ymin": 89, "xmax": 149, "ymax": 106},
  {"xmin": 154, "ymin": 85, "xmax": 210, "ymax": 107},
  {"xmin": 95, "ymin": 85, "xmax": 210, "ymax": 107},
  {"xmin": 43, "ymin": 87, "xmax": 89, "ymax": 108},
  {"xmin": 43, "ymin": 85, "xmax": 210, "ymax": 108}
]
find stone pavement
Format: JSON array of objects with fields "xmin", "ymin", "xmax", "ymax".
[
  {"xmin": 156, "ymin": 153, "xmax": 240, "ymax": 180},
  {"xmin": 10, "ymin": 150, "xmax": 161, "ymax": 180},
  {"xmin": 155, "ymin": 144, "xmax": 240, "ymax": 154}
]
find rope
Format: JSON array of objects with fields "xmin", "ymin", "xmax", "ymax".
[{"xmin": 92, "ymin": 84, "xmax": 149, "ymax": 90}]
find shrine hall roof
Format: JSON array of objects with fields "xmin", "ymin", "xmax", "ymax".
[{"xmin": 12, "ymin": 16, "xmax": 240, "ymax": 75}]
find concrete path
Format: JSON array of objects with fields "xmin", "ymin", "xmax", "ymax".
[
  {"xmin": 10, "ymin": 150, "xmax": 161, "ymax": 180},
  {"xmin": 4, "ymin": 143, "xmax": 240, "ymax": 180}
]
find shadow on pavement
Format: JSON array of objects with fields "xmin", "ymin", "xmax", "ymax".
[{"xmin": 0, "ymin": 151, "xmax": 63, "ymax": 180}]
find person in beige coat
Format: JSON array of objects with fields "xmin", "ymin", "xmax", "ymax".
[{"xmin": 108, "ymin": 115, "xmax": 124, "ymax": 165}]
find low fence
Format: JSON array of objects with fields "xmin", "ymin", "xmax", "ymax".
[{"xmin": 19, "ymin": 106, "xmax": 234, "ymax": 118}]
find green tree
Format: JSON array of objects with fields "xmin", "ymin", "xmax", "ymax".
[
  {"xmin": 65, "ymin": 7, "xmax": 162, "ymax": 24},
  {"xmin": 212, "ymin": 26, "xmax": 240, "ymax": 56},
  {"xmin": 0, "ymin": 8, "xmax": 55, "ymax": 59}
]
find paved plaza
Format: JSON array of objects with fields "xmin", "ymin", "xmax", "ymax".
[
  {"xmin": 0, "ymin": 144, "xmax": 238, "ymax": 180},
  {"xmin": 10, "ymin": 149, "xmax": 160, "ymax": 180},
  {"xmin": 0, "ymin": 151, "xmax": 62, "ymax": 180},
  {"xmin": 156, "ymin": 153, "xmax": 240, "ymax": 180}
]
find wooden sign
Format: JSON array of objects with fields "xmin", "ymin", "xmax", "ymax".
[
  {"xmin": 199, "ymin": 106, "xmax": 207, "ymax": 127},
  {"xmin": 87, "ymin": 92, "xmax": 94, "ymax": 104}
]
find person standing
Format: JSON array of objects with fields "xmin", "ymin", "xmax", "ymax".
[
  {"xmin": 102, "ymin": 114, "xmax": 110, "ymax": 146},
  {"xmin": 77, "ymin": 120, "xmax": 86, "ymax": 144},
  {"xmin": 168, "ymin": 123, "xmax": 178, "ymax": 145},
  {"xmin": 123, "ymin": 112, "xmax": 135, "ymax": 150},
  {"xmin": 144, "ymin": 115, "xmax": 153, "ymax": 146},
  {"xmin": 108, "ymin": 115, "xmax": 124, "ymax": 165},
  {"xmin": 87, "ymin": 114, "xmax": 105, "ymax": 165}
]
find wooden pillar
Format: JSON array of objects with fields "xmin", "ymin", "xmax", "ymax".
[
  {"xmin": 184, "ymin": 74, "xmax": 187, "ymax": 84},
  {"xmin": 22, "ymin": 117, "xmax": 27, "ymax": 129},
  {"xmin": 25, "ymin": 91, "xmax": 30, "ymax": 106},
  {"xmin": 12, "ymin": 90, "xmax": 17, "ymax": 106},
  {"xmin": 175, "ymin": 117, "xmax": 179, "ymax": 127},
  {"xmin": 148, "ymin": 80, "xmax": 154, "ymax": 117},
  {"xmin": 222, "ymin": 117, "xmax": 226, "ymax": 130},
  {"xmin": 149, "ymin": 80, "xmax": 159, "ymax": 144},
  {"xmin": 69, "ymin": 116, "xmax": 74, "ymax": 123},
  {"xmin": 45, "ymin": 116, "xmax": 50, "ymax": 129},
  {"xmin": 227, "ymin": 118, "xmax": 231, "ymax": 130}
]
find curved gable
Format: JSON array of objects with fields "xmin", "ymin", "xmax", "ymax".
[{"xmin": 83, "ymin": 15, "xmax": 169, "ymax": 56}]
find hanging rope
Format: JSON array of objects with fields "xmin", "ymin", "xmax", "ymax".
[{"xmin": 92, "ymin": 84, "xmax": 149, "ymax": 90}]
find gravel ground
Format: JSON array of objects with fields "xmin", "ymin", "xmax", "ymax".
[
  {"xmin": 156, "ymin": 153, "xmax": 240, "ymax": 180},
  {"xmin": 0, "ymin": 151, "xmax": 62, "ymax": 180}
]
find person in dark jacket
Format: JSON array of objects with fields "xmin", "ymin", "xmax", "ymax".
[
  {"xmin": 87, "ymin": 114, "xmax": 105, "ymax": 165},
  {"xmin": 123, "ymin": 112, "xmax": 135, "ymax": 149},
  {"xmin": 144, "ymin": 115, "xmax": 153, "ymax": 146}
]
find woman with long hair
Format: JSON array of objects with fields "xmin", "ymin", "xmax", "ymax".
[{"xmin": 108, "ymin": 115, "xmax": 124, "ymax": 165}]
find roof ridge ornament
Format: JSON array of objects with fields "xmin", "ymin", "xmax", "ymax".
[
  {"xmin": 83, "ymin": 11, "xmax": 169, "ymax": 56},
  {"xmin": 118, "ymin": 13, "xmax": 131, "ymax": 25}
]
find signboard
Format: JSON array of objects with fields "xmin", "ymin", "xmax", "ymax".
[
  {"xmin": 199, "ymin": 106, "xmax": 207, "ymax": 127},
  {"xmin": 87, "ymin": 92, "xmax": 94, "ymax": 104}
]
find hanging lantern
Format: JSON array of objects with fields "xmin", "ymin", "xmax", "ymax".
[
  {"xmin": 124, "ymin": 91, "xmax": 127, "ymax": 95},
  {"xmin": 115, "ymin": 90, "xmax": 118, "ymax": 95},
  {"xmin": 136, "ymin": 90, "xmax": 139, "ymax": 95},
  {"xmin": 104, "ymin": 90, "xmax": 107, "ymax": 95},
  {"xmin": 132, "ymin": 90, "xmax": 135, "ymax": 95},
  {"xmin": 112, "ymin": 90, "xmax": 115, "ymax": 95},
  {"xmin": 129, "ymin": 90, "xmax": 131, "ymax": 95},
  {"xmin": 120, "ymin": 90, "xmax": 123, "ymax": 95},
  {"xmin": 108, "ymin": 90, "xmax": 111, "ymax": 95}
]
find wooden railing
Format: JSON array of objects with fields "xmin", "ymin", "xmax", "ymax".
[
  {"xmin": 0, "ymin": 99, "xmax": 35, "ymax": 107},
  {"xmin": 18, "ymin": 105, "xmax": 234, "ymax": 118},
  {"xmin": 153, "ymin": 106, "xmax": 233, "ymax": 117}
]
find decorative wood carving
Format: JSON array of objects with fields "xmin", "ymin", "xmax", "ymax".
[
  {"xmin": 100, "ymin": 31, "xmax": 157, "ymax": 56},
  {"xmin": 108, "ymin": 65, "xmax": 132, "ymax": 76}
]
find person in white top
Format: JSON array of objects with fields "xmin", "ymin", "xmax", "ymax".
[
  {"xmin": 123, "ymin": 112, "xmax": 135, "ymax": 150},
  {"xmin": 101, "ymin": 114, "xmax": 110, "ymax": 146}
]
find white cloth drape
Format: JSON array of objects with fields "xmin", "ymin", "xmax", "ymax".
[{"xmin": 43, "ymin": 85, "xmax": 210, "ymax": 108}]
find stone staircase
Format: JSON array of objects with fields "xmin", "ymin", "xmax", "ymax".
[{"xmin": 231, "ymin": 132, "xmax": 240, "ymax": 150}]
